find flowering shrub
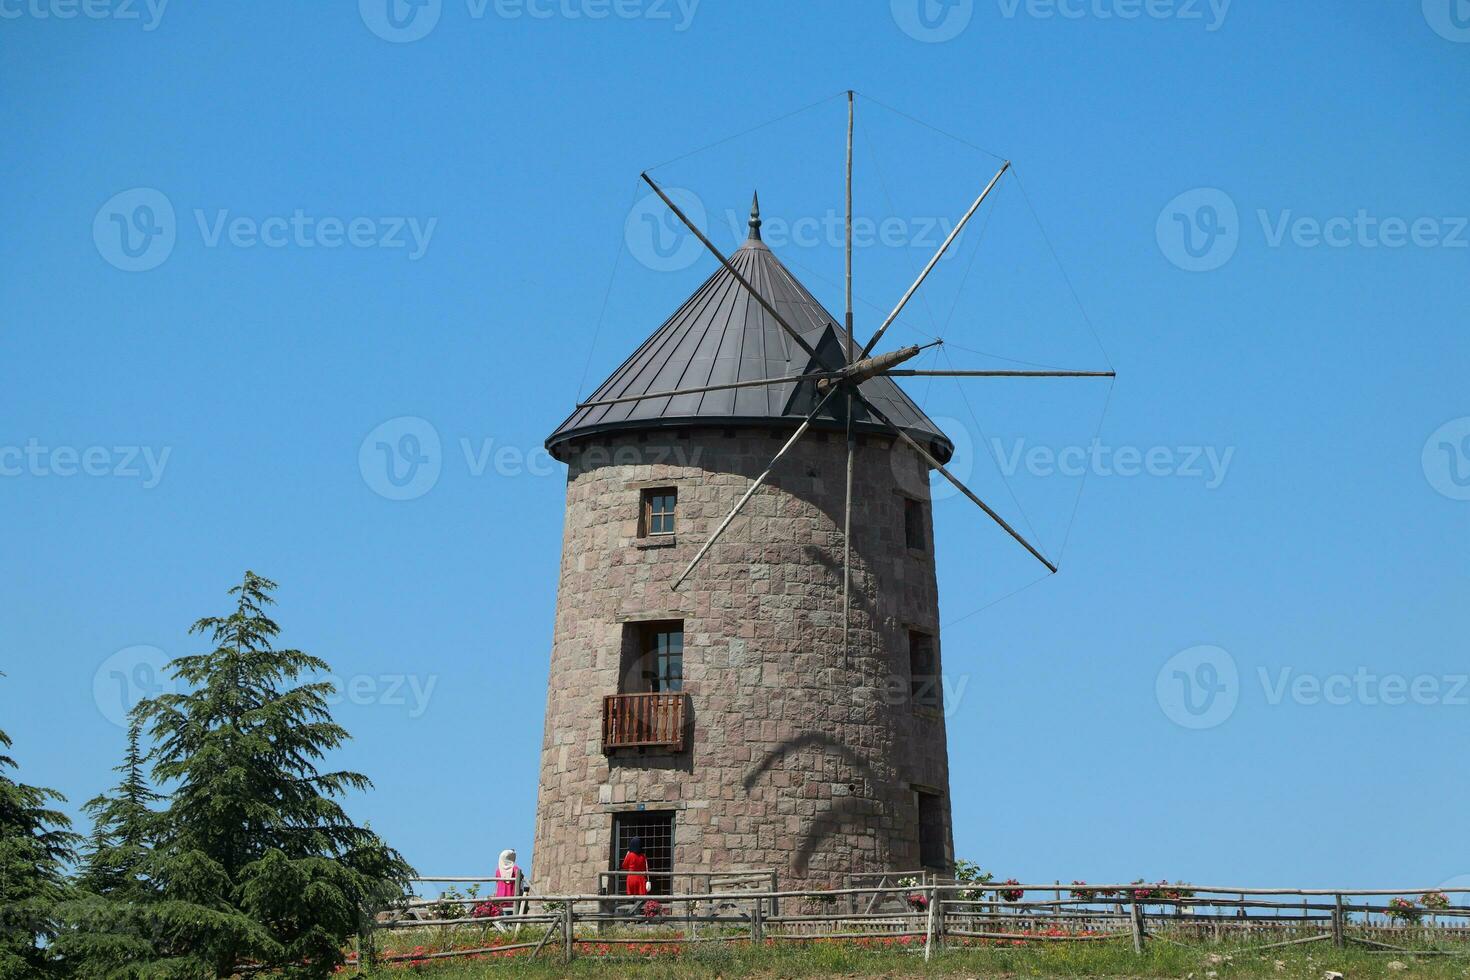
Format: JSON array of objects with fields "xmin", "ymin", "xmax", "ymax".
[
  {"xmin": 1388, "ymin": 897, "xmax": 1424, "ymax": 924},
  {"xmin": 954, "ymin": 859, "xmax": 994, "ymax": 901},
  {"xmin": 907, "ymin": 892, "xmax": 929, "ymax": 911},
  {"xmin": 470, "ymin": 901, "xmax": 501, "ymax": 919},
  {"xmin": 1422, "ymin": 891, "xmax": 1451, "ymax": 911},
  {"xmin": 997, "ymin": 879, "xmax": 1024, "ymax": 903},
  {"xmin": 1129, "ymin": 880, "xmax": 1195, "ymax": 903},
  {"xmin": 640, "ymin": 899, "xmax": 664, "ymax": 918},
  {"xmin": 1070, "ymin": 881, "xmax": 1120, "ymax": 902}
]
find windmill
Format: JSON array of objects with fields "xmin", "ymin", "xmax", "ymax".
[{"xmin": 593, "ymin": 93, "xmax": 1112, "ymax": 657}]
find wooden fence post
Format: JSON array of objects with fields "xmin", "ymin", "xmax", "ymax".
[
  {"xmin": 752, "ymin": 896, "xmax": 765, "ymax": 945},
  {"xmin": 1130, "ymin": 898, "xmax": 1145, "ymax": 954},
  {"xmin": 1332, "ymin": 894, "xmax": 1345, "ymax": 948},
  {"xmin": 562, "ymin": 902, "xmax": 575, "ymax": 962},
  {"xmin": 924, "ymin": 884, "xmax": 941, "ymax": 961}
]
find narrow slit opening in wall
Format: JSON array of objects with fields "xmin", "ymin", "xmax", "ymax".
[{"xmin": 916, "ymin": 789, "xmax": 945, "ymax": 871}]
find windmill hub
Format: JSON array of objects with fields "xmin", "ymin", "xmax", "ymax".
[{"xmin": 817, "ymin": 343, "xmax": 931, "ymax": 392}]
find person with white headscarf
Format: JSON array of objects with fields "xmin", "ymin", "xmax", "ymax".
[{"xmin": 494, "ymin": 848, "xmax": 524, "ymax": 915}]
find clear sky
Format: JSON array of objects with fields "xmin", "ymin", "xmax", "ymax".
[{"xmin": 2, "ymin": 1, "xmax": 1467, "ymax": 891}]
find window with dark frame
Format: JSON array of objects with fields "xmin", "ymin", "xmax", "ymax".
[
  {"xmin": 621, "ymin": 621, "xmax": 684, "ymax": 694},
  {"xmin": 908, "ymin": 630, "xmax": 938, "ymax": 709},
  {"xmin": 641, "ymin": 487, "xmax": 677, "ymax": 536},
  {"xmin": 904, "ymin": 497, "xmax": 925, "ymax": 551}
]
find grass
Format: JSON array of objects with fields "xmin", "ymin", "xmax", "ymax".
[{"xmin": 352, "ymin": 933, "xmax": 1470, "ymax": 979}]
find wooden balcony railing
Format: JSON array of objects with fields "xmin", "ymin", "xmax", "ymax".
[{"xmin": 602, "ymin": 692, "xmax": 687, "ymax": 752}]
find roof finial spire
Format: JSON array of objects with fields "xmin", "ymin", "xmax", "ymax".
[{"xmin": 748, "ymin": 190, "xmax": 762, "ymax": 240}]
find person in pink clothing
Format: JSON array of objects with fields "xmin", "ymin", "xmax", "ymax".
[{"xmin": 494, "ymin": 849, "xmax": 524, "ymax": 915}]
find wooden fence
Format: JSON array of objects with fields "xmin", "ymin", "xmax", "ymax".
[{"xmin": 354, "ymin": 877, "xmax": 1470, "ymax": 968}]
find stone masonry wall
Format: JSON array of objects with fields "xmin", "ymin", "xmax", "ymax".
[{"xmin": 532, "ymin": 426, "xmax": 953, "ymax": 894}]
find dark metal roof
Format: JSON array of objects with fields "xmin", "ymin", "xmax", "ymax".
[{"xmin": 547, "ymin": 202, "xmax": 954, "ymax": 462}]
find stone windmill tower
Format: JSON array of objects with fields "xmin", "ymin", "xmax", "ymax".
[{"xmin": 532, "ymin": 95, "xmax": 1110, "ymax": 894}]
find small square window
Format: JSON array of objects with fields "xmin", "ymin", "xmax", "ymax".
[
  {"xmin": 908, "ymin": 630, "xmax": 938, "ymax": 709},
  {"xmin": 641, "ymin": 488, "xmax": 677, "ymax": 536},
  {"xmin": 904, "ymin": 498, "xmax": 925, "ymax": 551}
]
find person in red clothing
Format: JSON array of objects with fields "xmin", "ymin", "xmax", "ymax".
[{"xmin": 620, "ymin": 837, "xmax": 649, "ymax": 897}]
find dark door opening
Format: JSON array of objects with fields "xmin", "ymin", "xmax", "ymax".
[
  {"xmin": 916, "ymin": 789, "xmax": 946, "ymax": 870},
  {"xmin": 610, "ymin": 810, "xmax": 675, "ymax": 896}
]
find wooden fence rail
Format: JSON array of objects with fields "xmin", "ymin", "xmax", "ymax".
[{"xmin": 354, "ymin": 878, "xmax": 1470, "ymax": 969}]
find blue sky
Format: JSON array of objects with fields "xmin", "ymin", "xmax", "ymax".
[{"xmin": 2, "ymin": 1, "xmax": 1467, "ymax": 890}]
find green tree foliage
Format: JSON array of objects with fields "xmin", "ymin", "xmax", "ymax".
[
  {"xmin": 0, "ymin": 703, "xmax": 80, "ymax": 978},
  {"xmin": 79, "ymin": 719, "xmax": 161, "ymax": 898},
  {"xmin": 54, "ymin": 720, "xmax": 165, "ymax": 977},
  {"xmin": 119, "ymin": 571, "xmax": 414, "ymax": 978}
]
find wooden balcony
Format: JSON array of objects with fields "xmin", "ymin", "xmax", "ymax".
[{"xmin": 602, "ymin": 692, "xmax": 687, "ymax": 753}]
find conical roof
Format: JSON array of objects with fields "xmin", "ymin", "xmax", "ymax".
[{"xmin": 547, "ymin": 198, "xmax": 954, "ymax": 462}]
